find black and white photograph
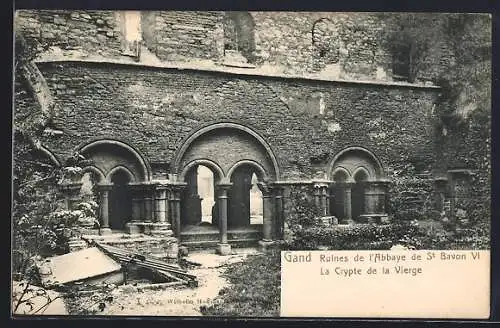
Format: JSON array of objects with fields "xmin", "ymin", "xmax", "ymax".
[{"xmin": 12, "ymin": 10, "xmax": 491, "ymax": 318}]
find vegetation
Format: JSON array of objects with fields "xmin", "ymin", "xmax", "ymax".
[{"xmin": 200, "ymin": 249, "xmax": 281, "ymax": 317}]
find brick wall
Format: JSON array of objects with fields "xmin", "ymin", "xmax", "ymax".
[
  {"xmin": 15, "ymin": 10, "xmax": 454, "ymax": 83},
  {"xmin": 16, "ymin": 10, "xmax": 124, "ymax": 58},
  {"xmin": 36, "ymin": 62, "xmax": 440, "ymax": 181},
  {"xmin": 143, "ymin": 11, "xmax": 223, "ymax": 62},
  {"xmin": 252, "ymin": 12, "xmax": 390, "ymax": 79}
]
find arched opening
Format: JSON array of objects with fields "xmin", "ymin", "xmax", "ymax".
[
  {"xmin": 79, "ymin": 139, "xmax": 150, "ymax": 182},
  {"xmin": 198, "ymin": 165, "xmax": 215, "ymax": 224},
  {"xmin": 229, "ymin": 164, "xmax": 264, "ymax": 229},
  {"xmin": 109, "ymin": 169, "xmax": 133, "ymax": 230},
  {"xmin": 328, "ymin": 147, "xmax": 387, "ymax": 224},
  {"xmin": 181, "ymin": 164, "xmax": 219, "ymax": 234},
  {"xmin": 312, "ymin": 18, "xmax": 341, "ymax": 72},
  {"xmin": 352, "ymin": 169, "xmax": 369, "ymax": 220},
  {"xmin": 223, "ymin": 12, "xmax": 256, "ymax": 64},
  {"xmin": 330, "ymin": 169, "xmax": 348, "ymax": 221},
  {"xmin": 173, "ymin": 123, "xmax": 280, "ymax": 246},
  {"xmin": 249, "ymin": 173, "xmax": 263, "ymax": 225}
]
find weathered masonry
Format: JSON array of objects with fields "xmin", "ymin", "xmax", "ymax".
[{"xmin": 15, "ymin": 10, "xmax": 479, "ymax": 255}]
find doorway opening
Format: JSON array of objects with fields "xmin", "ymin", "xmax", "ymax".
[
  {"xmin": 352, "ymin": 169, "xmax": 369, "ymax": 220},
  {"xmin": 229, "ymin": 164, "xmax": 263, "ymax": 229},
  {"xmin": 109, "ymin": 170, "xmax": 133, "ymax": 230},
  {"xmin": 181, "ymin": 164, "xmax": 218, "ymax": 234},
  {"xmin": 330, "ymin": 169, "xmax": 348, "ymax": 222}
]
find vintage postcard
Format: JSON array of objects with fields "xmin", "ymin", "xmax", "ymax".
[{"xmin": 12, "ymin": 10, "xmax": 491, "ymax": 318}]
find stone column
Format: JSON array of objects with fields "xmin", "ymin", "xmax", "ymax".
[
  {"xmin": 313, "ymin": 184, "xmax": 321, "ymax": 209},
  {"xmin": 313, "ymin": 182, "xmax": 329, "ymax": 216},
  {"xmin": 155, "ymin": 184, "xmax": 168, "ymax": 224},
  {"xmin": 170, "ymin": 184, "xmax": 186, "ymax": 239},
  {"xmin": 59, "ymin": 182, "xmax": 83, "ymax": 210},
  {"xmin": 97, "ymin": 183, "xmax": 113, "ymax": 235},
  {"xmin": 129, "ymin": 183, "xmax": 142, "ymax": 221},
  {"xmin": 344, "ymin": 181, "xmax": 354, "ymax": 224},
  {"xmin": 257, "ymin": 182, "xmax": 275, "ymax": 250},
  {"xmin": 434, "ymin": 177, "xmax": 448, "ymax": 213},
  {"xmin": 216, "ymin": 183, "xmax": 232, "ymax": 255},
  {"xmin": 327, "ymin": 183, "xmax": 335, "ymax": 216},
  {"xmin": 274, "ymin": 185, "xmax": 285, "ymax": 240},
  {"xmin": 144, "ymin": 185, "xmax": 153, "ymax": 222},
  {"xmin": 361, "ymin": 180, "xmax": 390, "ymax": 224}
]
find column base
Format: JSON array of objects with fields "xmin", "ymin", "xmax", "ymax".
[
  {"xmin": 125, "ymin": 222, "xmax": 141, "ymax": 235},
  {"xmin": 216, "ymin": 243, "xmax": 232, "ymax": 256},
  {"xmin": 258, "ymin": 239, "xmax": 275, "ymax": 251},
  {"xmin": 99, "ymin": 227, "xmax": 112, "ymax": 235}
]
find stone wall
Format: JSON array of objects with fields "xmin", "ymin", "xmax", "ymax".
[
  {"xmin": 16, "ymin": 10, "xmax": 124, "ymax": 58},
  {"xmin": 37, "ymin": 61, "xmax": 440, "ymax": 182},
  {"xmin": 143, "ymin": 11, "xmax": 223, "ymax": 62},
  {"xmin": 15, "ymin": 10, "xmax": 454, "ymax": 83},
  {"xmin": 252, "ymin": 12, "xmax": 391, "ymax": 79}
]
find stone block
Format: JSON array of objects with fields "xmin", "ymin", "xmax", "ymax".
[
  {"xmin": 258, "ymin": 240, "xmax": 275, "ymax": 252},
  {"xmin": 216, "ymin": 243, "xmax": 232, "ymax": 256},
  {"xmin": 99, "ymin": 228, "xmax": 112, "ymax": 236},
  {"xmin": 125, "ymin": 222, "xmax": 141, "ymax": 235}
]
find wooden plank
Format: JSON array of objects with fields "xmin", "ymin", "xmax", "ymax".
[{"xmin": 93, "ymin": 242, "xmax": 198, "ymax": 285}]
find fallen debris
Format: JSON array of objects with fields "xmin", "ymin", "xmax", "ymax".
[
  {"xmin": 37, "ymin": 247, "xmax": 124, "ymax": 289},
  {"xmin": 93, "ymin": 242, "xmax": 199, "ymax": 288}
]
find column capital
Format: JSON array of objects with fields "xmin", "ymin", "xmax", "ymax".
[
  {"xmin": 341, "ymin": 180, "xmax": 356, "ymax": 186},
  {"xmin": 170, "ymin": 182, "xmax": 188, "ymax": 190},
  {"xmin": 257, "ymin": 182, "xmax": 274, "ymax": 196},
  {"xmin": 216, "ymin": 182, "xmax": 233, "ymax": 190},
  {"xmin": 153, "ymin": 181, "xmax": 171, "ymax": 191},
  {"xmin": 96, "ymin": 183, "xmax": 113, "ymax": 191},
  {"xmin": 312, "ymin": 180, "xmax": 331, "ymax": 189}
]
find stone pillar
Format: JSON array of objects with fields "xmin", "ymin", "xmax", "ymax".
[
  {"xmin": 155, "ymin": 184, "xmax": 168, "ymax": 223},
  {"xmin": 274, "ymin": 185, "xmax": 285, "ymax": 240},
  {"xmin": 144, "ymin": 185, "xmax": 153, "ymax": 222},
  {"xmin": 97, "ymin": 183, "xmax": 113, "ymax": 235},
  {"xmin": 257, "ymin": 182, "xmax": 275, "ymax": 250},
  {"xmin": 313, "ymin": 184, "xmax": 321, "ymax": 209},
  {"xmin": 344, "ymin": 181, "xmax": 354, "ymax": 224},
  {"xmin": 434, "ymin": 177, "xmax": 448, "ymax": 213},
  {"xmin": 360, "ymin": 180, "xmax": 390, "ymax": 224},
  {"xmin": 170, "ymin": 184, "xmax": 185, "ymax": 239},
  {"xmin": 59, "ymin": 182, "xmax": 83, "ymax": 210},
  {"xmin": 216, "ymin": 183, "xmax": 232, "ymax": 255},
  {"xmin": 129, "ymin": 183, "xmax": 142, "ymax": 221},
  {"xmin": 327, "ymin": 183, "xmax": 335, "ymax": 216},
  {"xmin": 313, "ymin": 182, "xmax": 329, "ymax": 216}
]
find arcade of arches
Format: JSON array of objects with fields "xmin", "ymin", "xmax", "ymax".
[{"xmin": 58, "ymin": 127, "xmax": 389, "ymax": 254}]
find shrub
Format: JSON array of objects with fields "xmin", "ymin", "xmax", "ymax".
[
  {"xmin": 200, "ymin": 249, "xmax": 281, "ymax": 317},
  {"xmin": 285, "ymin": 221, "xmax": 421, "ymax": 251}
]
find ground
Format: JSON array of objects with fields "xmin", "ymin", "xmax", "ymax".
[
  {"xmin": 65, "ymin": 248, "xmax": 261, "ymax": 316},
  {"xmin": 12, "ymin": 281, "xmax": 68, "ymax": 315}
]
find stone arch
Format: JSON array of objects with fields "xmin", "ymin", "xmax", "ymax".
[
  {"xmin": 179, "ymin": 159, "xmax": 225, "ymax": 183},
  {"xmin": 81, "ymin": 165, "xmax": 106, "ymax": 182},
  {"xmin": 227, "ymin": 159, "xmax": 269, "ymax": 182},
  {"xmin": 328, "ymin": 146, "xmax": 385, "ymax": 180},
  {"xmin": 223, "ymin": 11, "xmax": 256, "ymax": 63},
  {"xmin": 38, "ymin": 145, "xmax": 62, "ymax": 167},
  {"xmin": 311, "ymin": 17, "xmax": 341, "ymax": 70},
  {"xmin": 173, "ymin": 121, "xmax": 280, "ymax": 181},
  {"xmin": 107, "ymin": 165, "xmax": 136, "ymax": 183},
  {"xmin": 78, "ymin": 139, "xmax": 151, "ymax": 182},
  {"xmin": 332, "ymin": 166, "xmax": 351, "ymax": 182},
  {"xmin": 353, "ymin": 166, "xmax": 371, "ymax": 182},
  {"xmin": 328, "ymin": 147, "xmax": 388, "ymax": 222}
]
